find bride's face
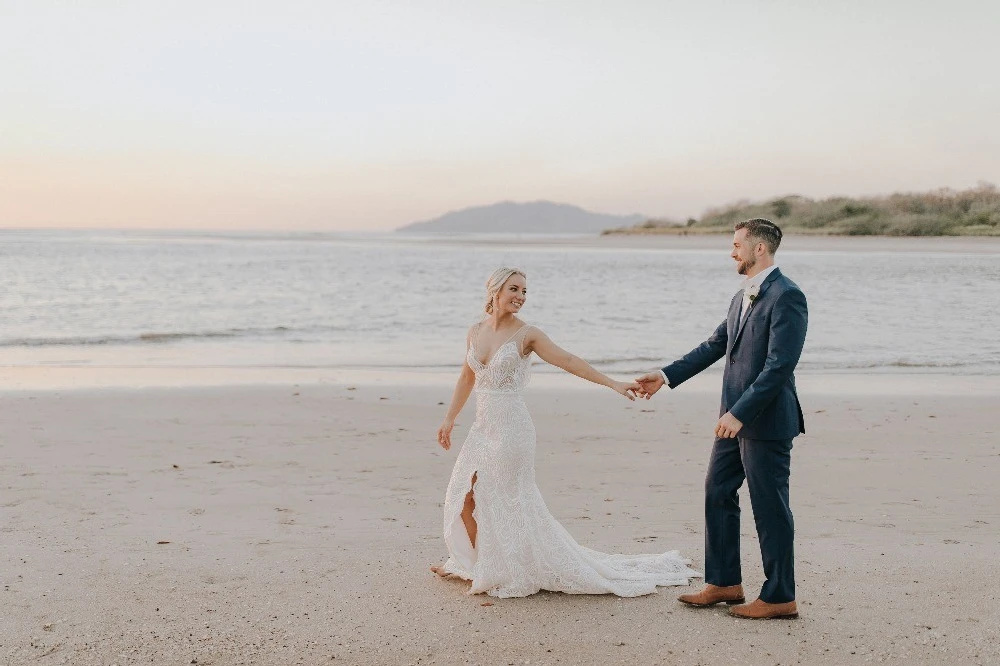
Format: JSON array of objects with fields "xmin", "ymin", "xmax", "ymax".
[{"xmin": 496, "ymin": 274, "xmax": 527, "ymax": 314}]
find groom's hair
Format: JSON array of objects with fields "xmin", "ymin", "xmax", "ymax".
[{"xmin": 735, "ymin": 218, "xmax": 783, "ymax": 255}]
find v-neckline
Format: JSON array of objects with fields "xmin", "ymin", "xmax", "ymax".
[{"xmin": 474, "ymin": 324, "xmax": 527, "ymax": 368}]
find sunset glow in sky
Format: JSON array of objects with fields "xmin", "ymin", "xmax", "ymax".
[{"xmin": 3, "ymin": 1, "xmax": 999, "ymax": 230}]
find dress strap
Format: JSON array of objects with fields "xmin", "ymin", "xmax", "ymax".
[
  {"xmin": 468, "ymin": 321, "xmax": 483, "ymax": 353},
  {"xmin": 513, "ymin": 324, "xmax": 534, "ymax": 357}
]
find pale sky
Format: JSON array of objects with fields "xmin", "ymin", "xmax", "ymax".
[{"xmin": 2, "ymin": 1, "xmax": 998, "ymax": 231}]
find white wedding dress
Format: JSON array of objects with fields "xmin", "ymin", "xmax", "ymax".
[{"xmin": 440, "ymin": 324, "xmax": 700, "ymax": 598}]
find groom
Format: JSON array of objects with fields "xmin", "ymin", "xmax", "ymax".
[{"xmin": 636, "ymin": 218, "xmax": 807, "ymax": 620}]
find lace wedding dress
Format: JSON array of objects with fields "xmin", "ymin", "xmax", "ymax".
[{"xmin": 440, "ymin": 324, "xmax": 700, "ymax": 598}]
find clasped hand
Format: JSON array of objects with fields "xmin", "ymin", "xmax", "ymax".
[{"xmin": 633, "ymin": 371, "xmax": 665, "ymax": 399}]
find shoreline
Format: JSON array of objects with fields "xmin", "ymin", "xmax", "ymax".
[
  {"xmin": 2, "ymin": 364, "xmax": 999, "ymax": 394},
  {"xmin": 390, "ymin": 232, "xmax": 1000, "ymax": 254},
  {"xmin": 10, "ymin": 228, "xmax": 1000, "ymax": 253},
  {"xmin": 598, "ymin": 232, "xmax": 1000, "ymax": 253}
]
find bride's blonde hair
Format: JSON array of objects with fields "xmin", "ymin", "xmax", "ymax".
[{"xmin": 484, "ymin": 267, "xmax": 526, "ymax": 314}]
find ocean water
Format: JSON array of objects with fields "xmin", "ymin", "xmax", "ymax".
[{"xmin": 1, "ymin": 230, "xmax": 998, "ymax": 376}]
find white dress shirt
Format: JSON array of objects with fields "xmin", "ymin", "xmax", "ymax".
[
  {"xmin": 739, "ymin": 264, "xmax": 779, "ymax": 321},
  {"xmin": 658, "ymin": 264, "xmax": 779, "ymax": 386}
]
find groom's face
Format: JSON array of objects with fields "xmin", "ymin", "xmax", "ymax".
[{"xmin": 731, "ymin": 229, "xmax": 757, "ymax": 276}]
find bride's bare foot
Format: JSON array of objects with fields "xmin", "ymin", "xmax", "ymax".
[{"xmin": 430, "ymin": 565, "xmax": 450, "ymax": 578}]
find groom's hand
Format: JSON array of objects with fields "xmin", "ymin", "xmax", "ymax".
[
  {"xmin": 714, "ymin": 412, "xmax": 743, "ymax": 439},
  {"xmin": 634, "ymin": 372, "xmax": 665, "ymax": 400}
]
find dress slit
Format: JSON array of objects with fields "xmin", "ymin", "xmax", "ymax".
[
  {"xmin": 464, "ymin": 471, "xmax": 479, "ymax": 549},
  {"xmin": 447, "ymin": 470, "xmax": 479, "ymax": 573}
]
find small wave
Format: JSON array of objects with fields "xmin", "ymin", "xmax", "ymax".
[
  {"xmin": 381, "ymin": 357, "xmax": 668, "ymax": 372},
  {"xmin": 886, "ymin": 360, "xmax": 969, "ymax": 368},
  {"xmin": 0, "ymin": 326, "xmax": 294, "ymax": 348},
  {"xmin": 381, "ymin": 358, "xmax": 985, "ymax": 373},
  {"xmin": 799, "ymin": 359, "xmax": 978, "ymax": 370},
  {"xmin": 577, "ymin": 356, "xmax": 665, "ymax": 366},
  {"xmin": 861, "ymin": 360, "xmax": 970, "ymax": 369}
]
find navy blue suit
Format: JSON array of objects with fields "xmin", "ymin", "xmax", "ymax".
[{"xmin": 663, "ymin": 268, "xmax": 807, "ymax": 603}]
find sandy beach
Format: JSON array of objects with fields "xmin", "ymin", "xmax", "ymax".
[{"xmin": 2, "ymin": 372, "xmax": 998, "ymax": 665}]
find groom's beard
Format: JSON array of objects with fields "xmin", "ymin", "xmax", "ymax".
[{"xmin": 737, "ymin": 255, "xmax": 756, "ymax": 275}]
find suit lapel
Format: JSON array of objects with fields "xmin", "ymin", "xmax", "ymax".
[
  {"xmin": 726, "ymin": 293, "xmax": 742, "ymax": 356},
  {"xmin": 732, "ymin": 268, "xmax": 782, "ymax": 350}
]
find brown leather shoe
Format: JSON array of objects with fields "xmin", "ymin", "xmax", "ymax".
[
  {"xmin": 729, "ymin": 598, "xmax": 798, "ymax": 619},
  {"xmin": 678, "ymin": 584, "xmax": 746, "ymax": 607}
]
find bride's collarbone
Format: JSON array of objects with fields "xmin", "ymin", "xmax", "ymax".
[{"xmin": 474, "ymin": 321, "xmax": 529, "ymax": 365}]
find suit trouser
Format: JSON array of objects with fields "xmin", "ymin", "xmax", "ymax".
[{"xmin": 704, "ymin": 435, "xmax": 795, "ymax": 603}]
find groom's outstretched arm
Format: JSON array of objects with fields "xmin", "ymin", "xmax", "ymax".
[{"xmin": 660, "ymin": 318, "xmax": 729, "ymax": 389}]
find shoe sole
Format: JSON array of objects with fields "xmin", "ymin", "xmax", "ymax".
[
  {"xmin": 679, "ymin": 597, "xmax": 746, "ymax": 607},
  {"xmin": 729, "ymin": 612, "xmax": 799, "ymax": 620}
]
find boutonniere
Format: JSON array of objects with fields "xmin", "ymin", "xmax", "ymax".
[{"xmin": 746, "ymin": 284, "xmax": 760, "ymax": 303}]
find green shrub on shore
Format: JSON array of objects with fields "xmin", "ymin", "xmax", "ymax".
[{"xmin": 607, "ymin": 184, "xmax": 1000, "ymax": 236}]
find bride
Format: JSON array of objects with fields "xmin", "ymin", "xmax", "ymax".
[{"xmin": 432, "ymin": 267, "xmax": 700, "ymax": 598}]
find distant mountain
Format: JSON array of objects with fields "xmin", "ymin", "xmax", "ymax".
[{"xmin": 396, "ymin": 201, "xmax": 646, "ymax": 234}]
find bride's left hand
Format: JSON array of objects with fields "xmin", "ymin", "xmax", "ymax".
[
  {"xmin": 437, "ymin": 420, "xmax": 455, "ymax": 450},
  {"xmin": 611, "ymin": 381, "xmax": 640, "ymax": 401}
]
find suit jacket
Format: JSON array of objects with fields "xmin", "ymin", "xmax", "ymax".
[{"xmin": 662, "ymin": 268, "xmax": 808, "ymax": 440}]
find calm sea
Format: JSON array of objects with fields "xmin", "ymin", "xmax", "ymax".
[{"xmin": 2, "ymin": 230, "xmax": 998, "ymax": 376}]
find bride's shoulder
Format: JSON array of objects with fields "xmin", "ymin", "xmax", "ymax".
[
  {"xmin": 466, "ymin": 321, "xmax": 483, "ymax": 345},
  {"xmin": 517, "ymin": 322, "xmax": 548, "ymax": 353},
  {"xmin": 516, "ymin": 320, "xmax": 539, "ymax": 335}
]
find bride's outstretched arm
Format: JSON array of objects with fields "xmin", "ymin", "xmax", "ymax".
[{"xmin": 526, "ymin": 328, "xmax": 638, "ymax": 400}]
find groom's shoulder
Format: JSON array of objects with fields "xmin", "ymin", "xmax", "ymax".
[
  {"xmin": 768, "ymin": 272, "xmax": 806, "ymax": 309},
  {"xmin": 772, "ymin": 279, "xmax": 808, "ymax": 327},
  {"xmin": 773, "ymin": 270, "xmax": 803, "ymax": 295}
]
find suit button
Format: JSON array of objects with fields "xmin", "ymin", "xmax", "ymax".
[{"xmin": 730, "ymin": 359, "xmax": 735, "ymax": 365}]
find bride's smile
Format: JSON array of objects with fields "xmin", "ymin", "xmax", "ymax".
[{"xmin": 495, "ymin": 277, "xmax": 527, "ymax": 314}]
